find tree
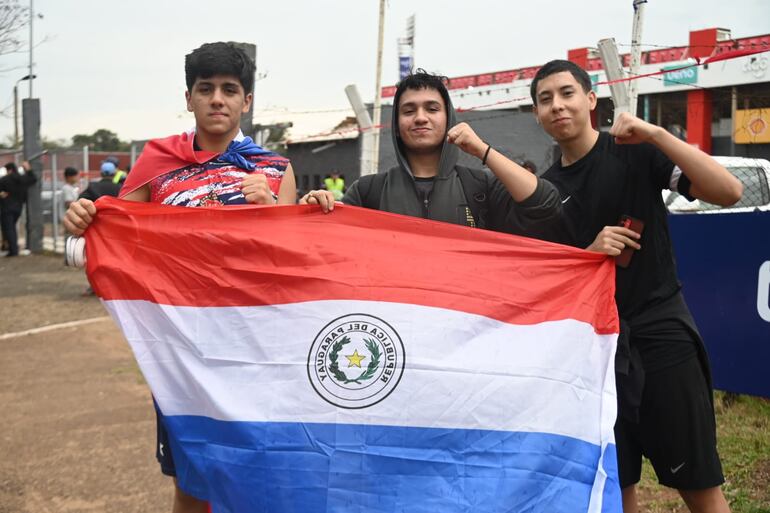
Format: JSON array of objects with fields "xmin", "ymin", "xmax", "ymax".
[
  {"xmin": 0, "ymin": 0, "xmax": 30, "ymax": 57},
  {"xmin": 0, "ymin": 133, "xmax": 15, "ymax": 149},
  {"xmin": 71, "ymin": 129, "xmax": 129, "ymax": 152},
  {"xmin": 41, "ymin": 136, "xmax": 69, "ymax": 150},
  {"xmin": 0, "ymin": 134, "xmax": 69, "ymax": 150}
]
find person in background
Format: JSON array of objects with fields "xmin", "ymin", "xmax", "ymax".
[
  {"xmin": 62, "ymin": 167, "xmax": 81, "ymax": 211},
  {"xmin": 323, "ymin": 171, "xmax": 345, "ymax": 201},
  {"xmin": 0, "ymin": 161, "xmax": 36, "ymax": 257},
  {"xmin": 79, "ymin": 162, "xmax": 122, "ymax": 201},
  {"xmin": 105, "ymin": 155, "xmax": 128, "ymax": 184}
]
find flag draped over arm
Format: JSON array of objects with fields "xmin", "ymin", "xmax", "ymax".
[{"xmin": 85, "ymin": 197, "xmax": 622, "ymax": 513}]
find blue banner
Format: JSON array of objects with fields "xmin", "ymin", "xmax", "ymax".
[
  {"xmin": 669, "ymin": 211, "xmax": 770, "ymax": 398},
  {"xmin": 399, "ymin": 56, "xmax": 413, "ymax": 80}
]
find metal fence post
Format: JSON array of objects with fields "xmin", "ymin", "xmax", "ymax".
[{"xmin": 51, "ymin": 152, "xmax": 60, "ymax": 252}]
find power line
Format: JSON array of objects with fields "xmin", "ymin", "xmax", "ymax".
[
  {"xmin": 253, "ymin": 106, "xmax": 352, "ymax": 117},
  {"xmin": 616, "ymin": 41, "xmax": 769, "ymax": 50}
]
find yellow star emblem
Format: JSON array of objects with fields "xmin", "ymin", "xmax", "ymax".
[{"xmin": 345, "ymin": 349, "xmax": 367, "ymax": 368}]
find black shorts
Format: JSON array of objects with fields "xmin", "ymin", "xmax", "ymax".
[
  {"xmin": 154, "ymin": 400, "xmax": 177, "ymax": 477},
  {"xmin": 615, "ymin": 356, "xmax": 724, "ymax": 489}
]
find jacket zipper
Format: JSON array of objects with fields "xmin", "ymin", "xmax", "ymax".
[
  {"xmin": 419, "ymin": 187, "xmax": 432, "ymax": 218},
  {"xmin": 412, "ymin": 178, "xmax": 432, "ymax": 218}
]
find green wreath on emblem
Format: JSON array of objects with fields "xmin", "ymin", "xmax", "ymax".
[{"xmin": 329, "ymin": 336, "xmax": 381, "ymax": 384}]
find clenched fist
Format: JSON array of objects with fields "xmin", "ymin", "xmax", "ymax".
[
  {"xmin": 610, "ymin": 112, "xmax": 664, "ymax": 145},
  {"xmin": 241, "ymin": 174, "xmax": 276, "ymax": 205},
  {"xmin": 446, "ymin": 122, "xmax": 487, "ymax": 159},
  {"xmin": 63, "ymin": 198, "xmax": 97, "ymax": 236}
]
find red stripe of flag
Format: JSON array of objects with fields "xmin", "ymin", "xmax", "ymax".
[{"xmin": 85, "ymin": 197, "xmax": 619, "ymax": 334}]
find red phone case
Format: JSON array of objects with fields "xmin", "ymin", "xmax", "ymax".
[{"xmin": 616, "ymin": 215, "xmax": 644, "ymax": 268}]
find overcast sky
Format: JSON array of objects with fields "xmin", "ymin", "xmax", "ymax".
[{"xmin": 0, "ymin": 0, "xmax": 768, "ymax": 143}]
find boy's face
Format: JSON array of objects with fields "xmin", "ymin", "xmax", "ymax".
[
  {"xmin": 65, "ymin": 174, "xmax": 79, "ymax": 184},
  {"xmin": 534, "ymin": 71, "xmax": 596, "ymax": 142},
  {"xmin": 186, "ymin": 75, "xmax": 252, "ymax": 139},
  {"xmin": 397, "ymin": 87, "xmax": 447, "ymax": 155}
]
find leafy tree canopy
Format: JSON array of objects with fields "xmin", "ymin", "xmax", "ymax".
[{"xmin": 71, "ymin": 129, "xmax": 130, "ymax": 152}]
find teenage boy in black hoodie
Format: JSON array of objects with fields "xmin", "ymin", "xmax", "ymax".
[
  {"xmin": 531, "ymin": 59, "xmax": 741, "ymax": 513},
  {"xmin": 302, "ymin": 70, "xmax": 560, "ymax": 235}
]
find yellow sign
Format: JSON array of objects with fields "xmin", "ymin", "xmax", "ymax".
[{"xmin": 735, "ymin": 109, "xmax": 770, "ymax": 144}]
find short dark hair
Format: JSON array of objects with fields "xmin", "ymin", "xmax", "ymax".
[
  {"xmin": 530, "ymin": 59, "xmax": 592, "ymax": 104},
  {"xmin": 185, "ymin": 42, "xmax": 256, "ymax": 93},
  {"xmin": 4, "ymin": 162, "xmax": 17, "ymax": 174},
  {"xmin": 395, "ymin": 68, "xmax": 451, "ymax": 110},
  {"xmin": 64, "ymin": 166, "xmax": 79, "ymax": 177}
]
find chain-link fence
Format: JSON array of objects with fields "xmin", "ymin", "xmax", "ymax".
[
  {"xmin": 0, "ymin": 148, "xmax": 134, "ymax": 254},
  {"xmin": 666, "ymin": 159, "xmax": 770, "ymax": 213}
]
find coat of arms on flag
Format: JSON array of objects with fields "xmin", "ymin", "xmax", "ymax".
[{"xmin": 308, "ymin": 314, "xmax": 406, "ymax": 409}]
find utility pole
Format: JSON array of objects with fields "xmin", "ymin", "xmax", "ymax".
[
  {"xmin": 13, "ymin": 84, "xmax": 18, "ymax": 146},
  {"xmin": 29, "ymin": 0, "xmax": 34, "ymax": 98},
  {"xmin": 369, "ymin": 0, "xmax": 386, "ymax": 176},
  {"xmin": 598, "ymin": 38, "xmax": 630, "ymax": 121},
  {"xmin": 232, "ymin": 42, "xmax": 257, "ymax": 137},
  {"xmin": 22, "ymin": 99, "xmax": 43, "ymax": 253},
  {"xmin": 628, "ymin": 0, "xmax": 647, "ymax": 116},
  {"xmin": 345, "ymin": 84, "xmax": 376, "ymax": 178},
  {"xmin": 14, "ymin": 75, "xmax": 36, "ymax": 147},
  {"xmin": 23, "ymin": 0, "xmax": 43, "ymax": 253}
]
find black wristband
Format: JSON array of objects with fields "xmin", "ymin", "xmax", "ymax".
[{"xmin": 481, "ymin": 145, "xmax": 492, "ymax": 166}]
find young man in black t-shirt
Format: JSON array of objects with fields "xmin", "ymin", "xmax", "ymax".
[{"xmin": 530, "ymin": 60, "xmax": 742, "ymax": 513}]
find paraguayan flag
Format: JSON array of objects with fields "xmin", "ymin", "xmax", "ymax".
[{"xmin": 85, "ymin": 197, "xmax": 622, "ymax": 513}]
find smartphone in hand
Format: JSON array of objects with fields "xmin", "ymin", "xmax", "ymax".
[{"xmin": 616, "ymin": 215, "xmax": 644, "ymax": 268}]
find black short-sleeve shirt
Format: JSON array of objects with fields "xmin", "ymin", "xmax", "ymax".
[{"xmin": 542, "ymin": 132, "xmax": 692, "ymax": 319}]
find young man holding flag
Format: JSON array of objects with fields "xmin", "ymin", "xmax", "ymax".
[
  {"xmin": 530, "ymin": 59, "xmax": 742, "ymax": 513},
  {"xmin": 64, "ymin": 42, "xmax": 296, "ymax": 513}
]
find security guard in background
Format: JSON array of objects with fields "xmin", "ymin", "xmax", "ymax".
[
  {"xmin": 323, "ymin": 171, "xmax": 345, "ymax": 201},
  {"xmin": 105, "ymin": 156, "xmax": 127, "ymax": 184}
]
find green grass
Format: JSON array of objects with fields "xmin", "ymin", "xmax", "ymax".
[{"xmin": 638, "ymin": 392, "xmax": 770, "ymax": 512}]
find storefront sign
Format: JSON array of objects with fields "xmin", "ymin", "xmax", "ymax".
[{"xmin": 663, "ymin": 65, "xmax": 698, "ymax": 86}]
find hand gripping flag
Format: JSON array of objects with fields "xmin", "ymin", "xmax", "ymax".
[{"xmin": 85, "ymin": 197, "xmax": 622, "ymax": 513}]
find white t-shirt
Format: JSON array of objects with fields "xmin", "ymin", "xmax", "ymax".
[{"xmin": 62, "ymin": 183, "xmax": 80, "ymax": 205}]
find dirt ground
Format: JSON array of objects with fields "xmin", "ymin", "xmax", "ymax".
[{"xmin": 0, "ymin": 254, "xmax": 171, "ymax": 512}]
